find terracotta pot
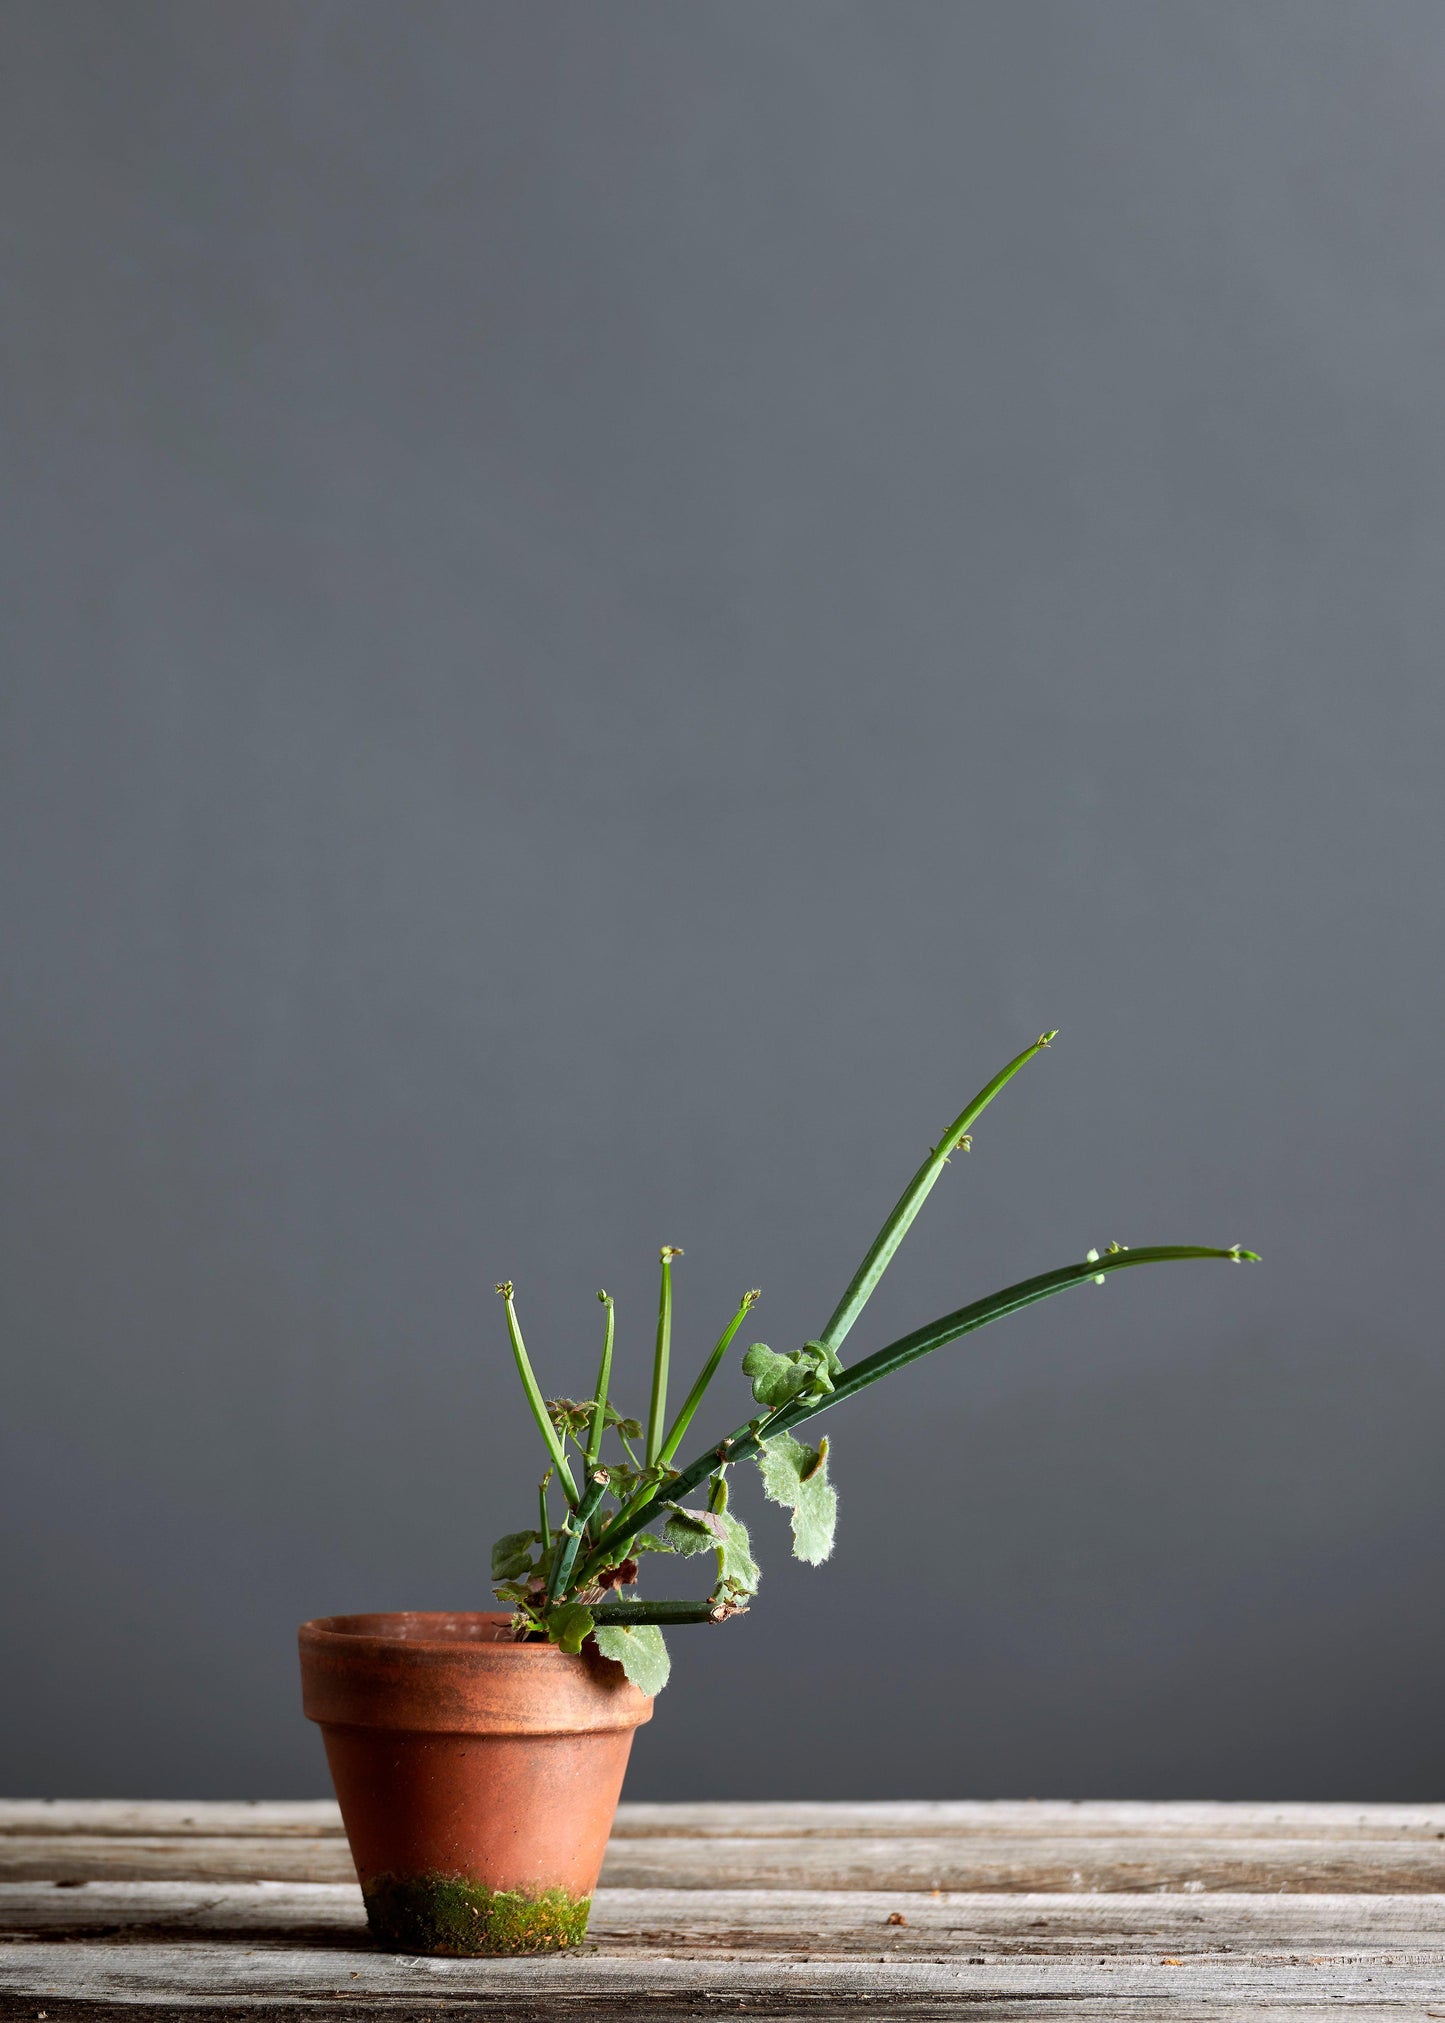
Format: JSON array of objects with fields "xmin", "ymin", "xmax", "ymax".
[{"xmin": 299, "ymin": 1611, "xmax": 652, "ymax": 1955}]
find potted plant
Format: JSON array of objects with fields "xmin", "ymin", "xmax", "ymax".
[{"xmin": 300, "ymin": 1032, "xmax": 1256, "ymax": 1955}]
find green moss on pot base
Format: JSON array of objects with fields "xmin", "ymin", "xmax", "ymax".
[{"xmin": 363, "ymin": 1872, "xmax": 590, "ymax": 1956}]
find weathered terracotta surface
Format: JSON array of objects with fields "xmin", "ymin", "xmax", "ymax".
[{"xmin": 298, "ymin": 1612, "xmax": 652, "ymax": 1953}]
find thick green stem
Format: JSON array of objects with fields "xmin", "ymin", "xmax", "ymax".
[
  {"xmin": 584, "ymin": 1292, "xmax": 615, "ymax": 1472},
  {"xmin": 814, "ymin": 1245, "xmax": 1258, "ymax": 1411},
  {"xmin": 495, "ymin": 1282, "xmax": 578, "ymax": 1505},
  {"xmin": 591, "ymin": 1598, "xmax": 738, "ymax": 1626},
  {"xmin": 818, "ymin": 1031, "xmax": 1058, "ymax": 1355},
  {"xmin": 547, "ymin": 1469, "xmax": 610, "ymax": 1604},
  {"xmin": 581, "ymin": 1243, "xmax": 1256, "ymax": 1576},
  {"xmin": 645, "ymin": 1247, "xmax": 682, "ymax": 1468}
]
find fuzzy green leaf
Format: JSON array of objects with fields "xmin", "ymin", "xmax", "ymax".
[
  {"xmin": 714, "ymin": 1508, "xmax": 760, "ymax": 1594},
  {"xmin": 491, "ymin": 1530, "xmax": 541, "ymax": 1582},
  {"xmin": 656, "ymin": 1503, "xmax": 758, "ymax": 1594},
  {"xmin": 757, "ymin": 1432, "xmax": 837, "ymax": 1565},
  {"xmin": 741, "ymin": 1343, "xmax": 807, "ymax": 1409},
  {"xmin": 544, "ymin": 1602, "xmax": 595, "ymax": 1655},
  {"xmin": 792, "ymin": 1477, "xmax": 837, "ymax": 1565},
  {"xmin": 742, "ymin": 1342, "xmax": 836, "ymax": 1409},
  {"xmin": 801, "ymin": 1339, "xmax": 843, "ymax": 1379},
  {"xmin": 593, "ymin": 1622, "xmax": 671, "ymax": 1695},
  {"xmin": 631, "ymin": 1531, "xmax": 674, "ymax": 1554},
  {"xmin": 661, "ymin": 1507, "xmax": 720, "ymax": 1557}
]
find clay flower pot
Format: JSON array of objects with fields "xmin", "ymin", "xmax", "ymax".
[{"xmin": 298, "ymin": 1611, "xmax": 652, "ymax": 1955}]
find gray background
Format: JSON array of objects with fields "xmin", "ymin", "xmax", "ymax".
[{"xmin": 2, "ymin": 0, "xmax": 1442, "ymax": 1804}]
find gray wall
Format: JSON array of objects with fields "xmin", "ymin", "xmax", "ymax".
[{"xmin": 3, "ymin": 0, "xmax": 1442, "ymax": 1803}]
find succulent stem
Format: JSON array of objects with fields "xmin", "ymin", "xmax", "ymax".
[
  {"xmin": 496, "ymin": 1282, "xmax": 578, "ymax": 1505},
  {"xmin": 817, "ymin": 1031, "xmax": 1058, "ymax": 1356},
  {"xmin": 581, "ymin": 1242, "xmax": 1255, "ymax": 1574},
  {"xmin": 591, "ymin": 1598, "xmax": 740, "ymax": 1626},
  {"xmin": 657, "ymin": 1290, "xmax": 760, "ymax": 1469},
  {"xmin": 644, "ymin": 1247, "xmax": 683, "ymax": 1468},
  {"xmin": 547, "ymin": 1468, "xmax": 610, "ymax": 1603},
  {"xmin": 584, "ymin": 1292, "xmax": 615, "ymax": 1473}
]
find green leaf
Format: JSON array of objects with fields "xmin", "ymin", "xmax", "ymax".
[
  {"xmin": 593, "ymin": 1622, "xmax": 671, "ymax": 1695},
  {"xmin": 631, "ymin": 1531, "xmax": 674, "ymax": 1554},
  {"xmin": 744, "ymin": 1343, "xmax": 833, "ymax": 1408},
  {"xmin": 801, "ymin": 1339, "xmax": 843, "ymax": 1378},
  {"xmin": 757, "ymin": 1432, "xmax": 807, "ymax": 1505},
  {"xmin": 792, "ymin": 1477, "xmax": 837, "ymax": 1564},
  {"xmin": 661, "ymin": 1507, "xmax": 719, "ymax": 1556},
  {"xmin": 713, "ymin": 1508, "xmax": 760, "ymax": 1594},
  {"xmin": 491, "ymin": 1530, "xmax": 541, "ymax": 1582},
  {"xmin": 743, "ymin": 1342, "xmax": 801, "ymax": 1408},
  {"xmin": 543, "ymin": 1602, "xmax": 595, "ymax": 1655},
  {"xmin": 661, "ymin": 1503, "xmax": 759, "ymax": 1594},
  {"xmin": 757, "ymin": 1432, "xmax": 838, "ymax": 1565}
]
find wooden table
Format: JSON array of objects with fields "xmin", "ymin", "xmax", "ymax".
[{"xmin": 2, "ymin": 1799, "xmax": 1443, "ymax": 2019}]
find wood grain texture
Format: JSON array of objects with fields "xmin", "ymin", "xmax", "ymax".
[
  {"xmin": 0, "ymin": 1804, "xmax": 343, "ymax": 1839},
  {"xmin": 5, "ymin": 1879, "xmax": 1445, "ymax": 1953},
  {"xmin": 1, "ymin": 1803, "xmax": 1442, "ymax": 2018},
  {"xmin": 9, "ymin": 1798, "xmax": 1445, "ymax": 1838},
  {"xmin": 5, "ymin": 1799, "xmax": 1443, "ymax": 1893}
]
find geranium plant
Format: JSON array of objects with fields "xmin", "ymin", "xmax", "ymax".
[{"xmin": 490, "ymin": 1033, "xmax": 1256, "ymax": 1695}]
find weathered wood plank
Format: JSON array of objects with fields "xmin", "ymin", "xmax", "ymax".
[
  {"xmin": 6, "ymin": 1827, "xmax": 1443, "ymax": 1893},
  {"xmin": 4, "ymin": 1806, "xmax": 1442, "ymax": 2016},
  {"xmin": 4, "ymin": 1934, "xmax": 1444, "ymax": 2020},
  {"xmin": 7, "ymin": 1798, "xmax": 1444, "ymax": 1840},
  {"xmin": 612, "ymin": 1800, "xmax": 1445, "ymax": 1842},
  {"xmin": 603, "ymin": 1830, "xmax": 1445, "ymax": 1896},
  {"xmin": 5, "ymin": 1879, "xmax": 1444, "ymax": 2016},
  {"xmin": 0, "ymin": 1838, "xmax": 357, "ymax": 1885},
  {"xmin": 0, "ymin": 2001, "xmax": 1429, "ymax": 2021},
  {"xmin": 4, "ymin": 1880, "xmax": 1445, "ymax": 1957},
  {"xmin": 0, "ymin": 1803, "xmax": 342, "ymax": 1839}
]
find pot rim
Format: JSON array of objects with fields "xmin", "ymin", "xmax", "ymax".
[
  {"xmin": 301, "ymin": 1610, "xmax": 558, "ymax": 1655},
  {"xmin": 299, "ymin": 1611, "xmax": 653, "ymax": 1734}
]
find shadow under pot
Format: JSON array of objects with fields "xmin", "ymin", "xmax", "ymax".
[{"xmin": 298, "ymin": 1611, "xmax": 653, "ymax": 1956}]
